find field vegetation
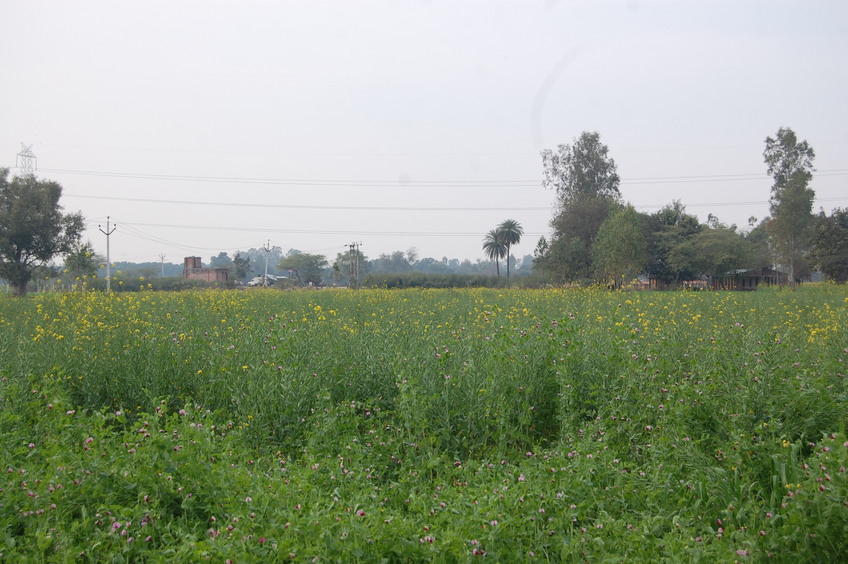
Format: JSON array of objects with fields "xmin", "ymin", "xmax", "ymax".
[{"xmin": 1, "ymin": 285, "xmax": 846, "ymax": 561}]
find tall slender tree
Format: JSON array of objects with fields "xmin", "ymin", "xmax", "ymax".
[
  {"xmin": 482, "ymin": 229, "xmax": 507, "ymax": 278},
  {"xmin": 763, "ymin": 127, "xmax": 815, "ymax": 289},
  {"xmin": 497, "ymin": 219, "xmax": 523, "ymax": 283}
]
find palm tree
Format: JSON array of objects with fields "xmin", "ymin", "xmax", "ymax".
[
  {"xmin": 497, "ymin": 219, "xmax": 524, "ymax": 283},
  {"xmin": 482, "ymin": 229, "xmax": 507, "ymax": 277}
]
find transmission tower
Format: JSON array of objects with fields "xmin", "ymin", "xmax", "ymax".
[{"xmin": 16, "ymin": 143, "xmax": 37, "ymax": 176}]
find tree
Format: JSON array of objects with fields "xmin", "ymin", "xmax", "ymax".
[
  {"xmin": 744, "ymin": 219, "xmax": 774, "ymax": 271},
  {"xmin": 332, "ymin": 249, "xmax": 368, "ymax": 287},
  {"xmin": 541, "ymin": 131, "xmax": 621, "ymax": 203},
  {"xmin": 810, "ymin": 208, "xmax": 848, "ymax": 283},
  {"xmin": 644, "ymin": 201, "xmax": 702, "ymax": 286},
  {"xmin": 63, "ymin": 241, "xmax": 104, "ymax": 289},
  {"xmin": 372, "ymin": 251, "xmax": 413, "ymax": 273},
  {"xmin": 482, "ymin": 229, "xmax": 507, "ymax": 278},
  {"xmin": 539, "ymin": 132, "xmax": 621, "ymax": 282},
  {"xmin": 0, "ymin": 170, "xmax": 84, "ymax": 296},
  {"xmin": 232, "ymin": 251, "xmax": 252, "ymax": 281},
  {"xmin": 592, "ymin": 205, "xmax": 648, "ymax": 285},
  {"xmin": 497, "ymin": 219, "xmax": 523, "ymax": 284},
  {"xmin": 209, "ymin": 251, "xmax": 233, "ymax": 269},
  {"xmin": 688, "ymin": 222, "xmax": 756, "ymax": 281},
  {"xmin": 763, "ymin": 127, "xmax": 816, "ymax": 288},
  {"xmin": 405, "ymin": 247, "xmax": 419, "ymax": 266},
  {"xmin": 278, "ymin": 252, "xmax": 328, "ymax": 286}
]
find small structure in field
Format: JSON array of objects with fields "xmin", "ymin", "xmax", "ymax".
[
  {"xmin": 183, "ymin": 257, "xmax": 229, "ymax": 283},
  {"xmin": 710, "ymin": 268, "xmax": 787, "ymax": 291}
]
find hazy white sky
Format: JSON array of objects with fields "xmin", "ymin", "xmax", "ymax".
[{"xmin": 2, "ymin": 0, "xmax": 846, "ymax": 264}]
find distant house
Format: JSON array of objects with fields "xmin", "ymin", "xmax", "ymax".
[
  {"xmin": 646, "ymin": 276, "xmax": 708, "ymax": 291},
  {"xmin": 183, "ymin": 257, "xmax": 229, "ymax": 283},
  {"xmin": 709, "ymin": 268, "xmax": 787, "ymax": 291}
]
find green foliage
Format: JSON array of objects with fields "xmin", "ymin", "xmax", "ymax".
[
  {"xmin": 1, "ymin": 286, "xmax": 847, "ymax": 560},
  {"xmin": 541, "ymin": 131, "xmax": 621, "ymax": 203},
  {"xmin": 0, "ymin": 169, "xmax": 85, "ymax": 296},
  {"xmin": 810, "ymin": 208, "xmax": 848, "ymax": 283},
  {"xmin": 592, "ymin": 205, "xmax": 648, "ymax": 283},
  {"xmin": 481, "ymin": 221, "xmax": 525, "ymax": 282},
  {"xmin": 278, "ymin": 252, "xmax": 328, "ymax": 286},
  {"xmin": 645, "ymin": 201, "xmax": 702, "ymax": 285},
  {"xmin": 332, "ymin": 249, "xmax": 369, "ymax": 287},
  {"xmin": 482, "ymin": 229, "xmax": 507, "ymax": 278},
  {"xmin": 497, "ymin": 219, "xmax": 524, "ymax": 283},
  {"xmin": 689, "ymin": 222, "xmax": 758, "ymax": 279},
  {"xmin": 543, "ymin": 196, "xmax": 618, "ymax": 282},
  {"xmin": 232, "ymin": 251, "xmax": 252, "ymax": 281},
  {"xmin": 62, "ymin": 241, "xmax": 104, "ymax": 286},
  {"xmin": 538, "ymin": 132, "xmax": 622, "ymax": 283},
  {"xmin": 363, "ymin": 272, "xmax": 500, "ymax": 288}
]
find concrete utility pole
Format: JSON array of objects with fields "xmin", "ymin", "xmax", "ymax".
[
  {"xmin": 16, "ymin": 143, "xmax": 36, "ymax": 176},
  {"xmin": 346, "ymin": 242, "xmax": 362, "ymax": 289},
  {"xmin": 262, "ymin": 239, "xmax": 272, "ymax": 286},
  {"xmin": 159, "ymin": 253, "xmax": 166, "ymax": 277},
  {"xmin": 99, "ymin": 217, "xmax": 117, "ymax": 292}
]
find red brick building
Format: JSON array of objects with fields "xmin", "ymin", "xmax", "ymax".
[{"xmin": 183, "ymin": 257, "xmax": 229, "ymax": 283}]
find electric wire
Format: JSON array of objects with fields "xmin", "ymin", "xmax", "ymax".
[{"xmin": 40, "ymin": 166, "xmax": 848, "ymax": 187}]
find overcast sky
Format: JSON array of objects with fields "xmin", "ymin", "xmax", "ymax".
[{"xmin": 2, "ymin": 0, "xmax": 846, "ymax": 265}]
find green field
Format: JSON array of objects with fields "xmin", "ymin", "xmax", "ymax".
[{"xmin": 1, "ymin": 286, "xmax": 846, "ymax": 561}]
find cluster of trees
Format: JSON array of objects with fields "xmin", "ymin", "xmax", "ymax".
[
  {"xmin": 209, "ymin": 246, "xmax": 535, "ymax": 288},
  {"xmin": 533, "ymin": 129, "xmax": 848, "ymax": 287},
  {"xmin": 482, "ymin": 219, "xmax": 524, "ymax": 282}
]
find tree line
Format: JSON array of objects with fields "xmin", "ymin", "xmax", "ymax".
[
  {"xmin": 531, "ymin": 128, "xmax": 848, "ymax": 288},
  {"xmin": 1, "ymin": 126, "xmax": 846, "ymax": 295}
]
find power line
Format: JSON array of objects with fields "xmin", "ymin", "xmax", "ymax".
[
  {"xmin": 40, "ymin": 166, "xmax": 848, "ymax": 187},
  {"xmin": 67, "ymin": 193, "xmax": 553, "ymax": 211},
  {"xmin": 40, "ymin": 168, "xmax": 535, "ymax": 186},
  {"xmin": 67, "ymin": 192, "xmax": 848, "ymax": 213},
  {"xmin": 110, "ymin": 220, "xmax": 548, "ymax": 238}
]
